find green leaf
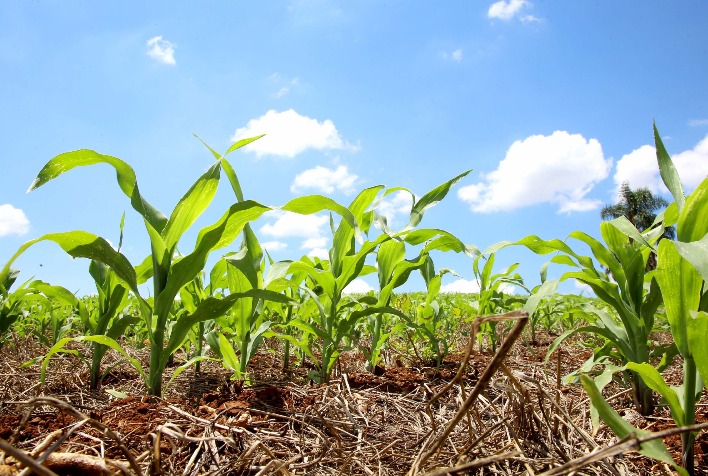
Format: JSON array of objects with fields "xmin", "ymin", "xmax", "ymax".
[
  {"xmin": 212, "ymin": 332, "xmax": 240, "ymax": 373},
  {"xmin": 287, "ymin": 261, "xmax": 336, "ymax": 298},
  {"xmin": 377, "ymin": 239, "xmax": 406, "ymax": 289},
  {"xmin": 405, "ymin": 170, "xmax": 471, "ymax": 230},
  {"xmin": 246, "ymin": 320, "xmax": 272, "ymax": 363},
  {"xmin": 226, "ymin": 247, "xmax": 260, "ymax": 291},
  {"xmin": 162, "ymin": 161, "xmax": 222, "ymax": 253},
  {"xmin": 688, "ymin": 311, "xmax": 708, "ymax": 386},
  {"xmin": 677, "ymin": 176, "xmax": 708, "ymax": 243},
  {"xmin": 281, "ymin": 195, "xmax": 360, "ymax": 242},
  {"xmin": 656, "ymin": 239, "xmax": 702, "ymax": 357},
  {"xmin": 41, "ymin": 336, "xmax": 146, "ymax": 386},
  {"xmin": 626, "ymin": 362, "xmax": 685, "ymax": 426},
  {"xmin": 29, "ymin": 149, "xmax": 167, "ymax": 232},
  {"xmin": 224, "ymin": 134, "xmax": 265, "ymax": 157},
  {"xmin": 155, "ymin": 200, "xmax": 271, "ymax": 319},
  {"xmin": 28, "ymin": 281, "xmax": 79, "ymax": 308},
  {"xmin": 654, "ymin": 122, "xmax": 686, "ymax": 212},
  {"xmin": 580, "ymin": 374, "xmax": 678, "ymax": 467},
  {"xmin": 337, "ymin": 235, "xmax": 389, "ymax": 294},
  {"xmin": 524, "ymin": 279, "xmax": 559, "ymax": 316},
  {"xmin": 673, "ymin": 235, "xmax": 708, "ymax": 283},
  {"xmin": 331, "ymin": 186, "xmax": 384, "ymax": 276},
  {"xmin": 105, "ymin": 389, "xmax": 128, "ymax": 399},
  {"xmin": 1, "ymin": 232, "xmax": 140, "ymax": 298},
  {"xmin": 609, "ymin": 216, "xmax": 653, "ymax": 249}
]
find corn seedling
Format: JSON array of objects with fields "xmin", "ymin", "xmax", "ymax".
[
  {"xmin": 580, "ymin": 124, "xmax": 708, "ymax": 475},
  {"xmin": 472, "ymin": 253, "xmax": 525, "ymax": 352}
]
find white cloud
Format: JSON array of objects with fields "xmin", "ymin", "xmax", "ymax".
[
  {"xmin": 291, "ymin": 165, "xmax": 358, "ymax": 194},
  {"xmin": 259, "ymin": 211, "xmax": 328, "ymax": 239},
  {"xmin": 146, "ymin": 36, "xmax": 176, "ymax": 65},
  {"xmin": 673, "ymin": 136, "xmax": 708, "ymax": 190},
  {"xmin": 307, "ymin": 247, "xmax": 330, "ymax": 260},
  {"xmin": 260, "ymin": 211, "xmax": 331, "ymax": 258},
  {"xmin": 488, "ymin": 0, "xmax": 537, "ymax": 21},
  {"xmin": 230, "ymin": 109, "xmax": 355, "ymax": 158},
  {"xmin": 689, "ymin": 119, "xmax": 708, "ymax": 127},
  {"xmin": 458, "ymin": 131, "xmax": 611, "ymax": 214},
  {"xmin": 0, "ymin": 204, "xmax": 29, "ymax": 237},
  {"xmin": 612, "ymin": 145, "xmax": 664, "ymax": 196},
  {"xmin": 376, "ymin": 190, "xmax": 413, "ymax": 226},
  {"xmin": 261, "ymin": 240, "xmax": 288, "ymax": 252},
  {"xmin": 441, "ymin": 49, "xmax": 463, "ymax": 63},
  {"xmin": 301, "ymin": 237, "xmax": 329, "ymax": 250},
  {"xmin": 343, "ymin": 278, "xmax": 374, "ymax": 295},
  {"xmin": 440, "ymin": 278, "xmax": 480, "ymax": 294},
  {"xmin": 613, "ymin": 135, "xmax": 708, "ymax": 196}
]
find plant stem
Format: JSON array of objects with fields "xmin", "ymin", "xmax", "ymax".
[
  {"xmin": 683, "ymin": 355, "xmax": 697, "ymax": 475},
  {"xmin": 148, "ymin": 319, "xmax": 165, "ymax": 397}
]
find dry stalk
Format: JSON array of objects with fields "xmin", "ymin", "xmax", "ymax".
[
  {"xmin": 6, "ymin": 396, "xmax": 143, "ymax": 476},
  {"xmin": 421, "ymin": 450, "xmax": 521, "ymax": 475},
  {"xmin": 409, "ymin": 309, "xmax": 528, "ymax": 475}
]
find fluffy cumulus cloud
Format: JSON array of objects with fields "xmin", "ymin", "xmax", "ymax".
[
  {"xmin": 146, "ymin": 36, "xmax": 176, "ymax": 65},
  {"xmin": 613, "ymin": 135, "xmax": 708, "ymax": 196},
  {"xmin": 291, "ymin": 165, "xmax": 358, "ymax": 194},
  {"xmin": 440, "ymin": 278, "xmax": 480, "ymax": 294},
  {"xmin": 230, "ymin": 109, "xmax": 355, "ymax": 158},
  {"xmin": 487, "ymin": 0, "xmax": 539, "ymax": 22},
  {"xmin": 301, "ymin": 237, "xmax": 329, "ymax": 250},
  {"xmin": 260, "ymin": 211, "xmax": 328, "ymax": 239},
  {"xmin": 458, "ymin": 131, "xmax": 612, "ymax": 214},
  {"xmin": 612, "ymin": 145, "xmax": 663, "ymax": 196},
  {"xmin": 343, "ymin": 278, "xmax": 374, "ymax": 295},
  {"xmin": 259, "ymin": 211, "xmax": 330, "ymax": 257},
  {"xmin": 0, "ymin": 204, "xmax": 30, "ymax": 237}
]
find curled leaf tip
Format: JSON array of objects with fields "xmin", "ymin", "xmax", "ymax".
[{"xmin": 27, "ymin": 178, "xmax": 40, "ymax": 193}]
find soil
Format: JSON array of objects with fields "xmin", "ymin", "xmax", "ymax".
[{"xmin": 0, "ymin": 329, "xmax": 705, "ymax": 475}]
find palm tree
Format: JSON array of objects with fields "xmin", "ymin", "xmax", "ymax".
[
  {"xmin": 601, "ymin": 182, "xmax": 675, "ymax": 237},
  {"xmin": 601, "ymin": 181, "xmax": 675, "ymax": 270}
]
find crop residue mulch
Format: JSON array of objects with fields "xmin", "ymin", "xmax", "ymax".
[{"xmin": 0, "ymin": 331, "xmax": 705, "ymax": 475}]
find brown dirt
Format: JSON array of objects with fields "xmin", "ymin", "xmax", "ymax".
[{"xmin": 0, "ymin": 330, "xmax": 705, "ymax": 475}]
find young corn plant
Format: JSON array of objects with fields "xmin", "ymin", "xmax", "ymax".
[
  {"xmin": 471, "ymin": 252, "xmax": 525, "ymax": 352},
  {"xmin": 366, "ymin": 243, "xmax": 457, "ymax": 370},
  {"xmin": 18, "ymin": 280, "xmax": 86, "ymax": 347},
  {"xmin": 206, "ymin": 226, "xmax": 293, "ymax": 382},
  {"xmin": 84, "ymin": 258, "xmax": 138, "ymax": 389},
  {"xmin": 273, "ymin": 172, "xmax": 472, "ymax": 382},
  {"xmin": 581, "ymin": 124, "xmax": 708, "ymax": 475},
  {"xmin": 370, "ymin": 252, "xmax": 458, "ymax": 370},
  {"xmin": 486, "ymin": 205, "xmax": 668, "ymax": 415}
]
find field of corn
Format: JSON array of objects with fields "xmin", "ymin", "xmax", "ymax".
[{"xmin": 1, "ymin": 125, "xmax": 707, "ymax": 475}]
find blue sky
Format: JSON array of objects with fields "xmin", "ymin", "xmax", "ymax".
[{"xmin": 2, "ymin": 1, "xmax": 708, "ymax": 296}]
